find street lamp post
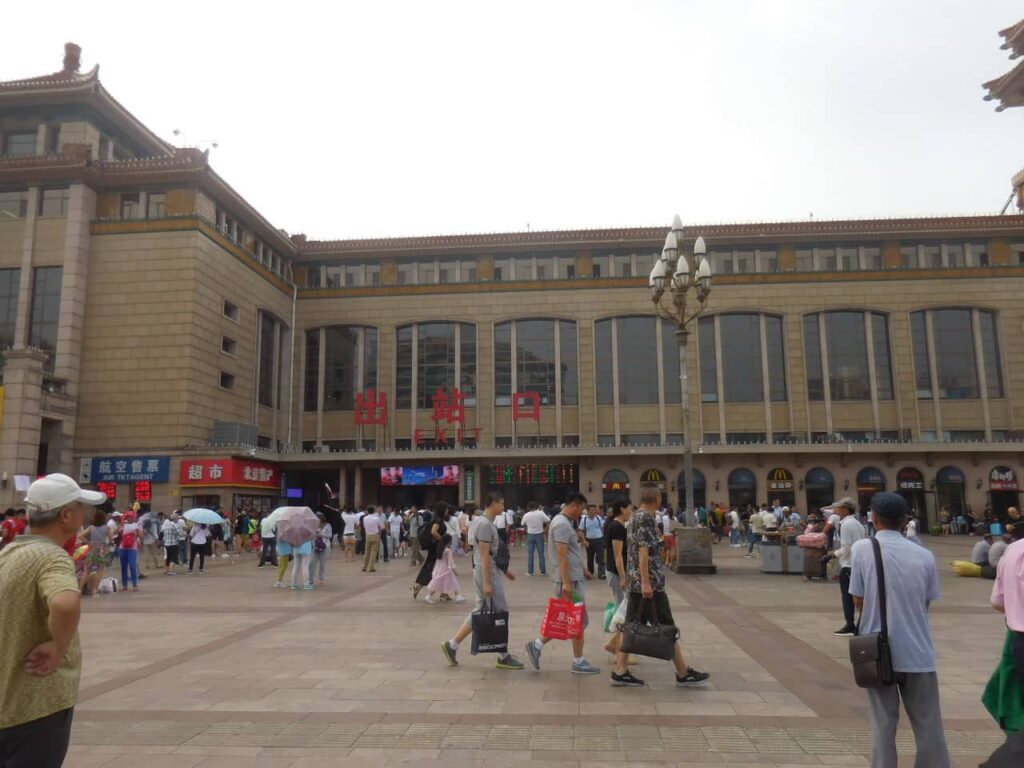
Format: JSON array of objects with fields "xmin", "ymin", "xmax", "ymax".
[{"xmin": 649, "ymin": 215, "xmax": 716, "ymax": 574}]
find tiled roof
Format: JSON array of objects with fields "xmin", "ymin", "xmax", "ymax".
[
  {"xmin": 983, "ymin": 57, "xmax": 1024, "ymax": 110},
  {"xmin": 999, "ymin": 19, "xmax": 1024, "ymax": 58}
]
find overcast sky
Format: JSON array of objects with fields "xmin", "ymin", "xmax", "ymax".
[{"xmin": 5, "ymin": 1, "xmax": 1024, "ymax": 239}]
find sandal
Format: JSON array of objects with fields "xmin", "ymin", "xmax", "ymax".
[{"xmin": 411, "ymin": 584, "xmax": 421, "ymax": 599}]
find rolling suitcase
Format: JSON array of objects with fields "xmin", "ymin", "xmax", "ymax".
[{"xmin": 802, "ymin": 547, "xmax": 828, "ymax": 581}]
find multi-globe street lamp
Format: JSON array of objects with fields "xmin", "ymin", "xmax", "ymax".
[{"xmin": 648, "ymin": 216, "xmax": 712, "ymax": 537}]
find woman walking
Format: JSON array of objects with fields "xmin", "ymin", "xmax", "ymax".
[
  {"xmin": 161, "ymin": 512, "xmax": 182, "ymax": 575},
  {"xmin": 413, "ymin": 501, "xmax": 450, "ymax": 599},
  {"xmin": 341, "ymin": 506, "xmax": 360, "ymax": 561},
  {"xmin": 82, "ymin": 509, "xmax": 112, "ymax": 594},
  {"xmin": 117, "ymin": 511, "xmax": 141, "ymax": 592},
  {"xmin": 188, "ymin": 523, "xmax": 210, "ymax": 574},
  {"xmin": 424, "ymin": 534, "xmax": 465, "ymax": 604},
  {"xmin": 309, "ymin": 513, "xmax": 332, "ymax": 586}
]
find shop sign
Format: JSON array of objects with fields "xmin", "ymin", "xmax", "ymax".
[
  {"xmin": 640, "ymin": 469, "xmax": 666, "ymax": 484},
  {"xmin": 990, "ymin": 466, "xmax": 1019, "ymax": 492},
  {"xmin": 767, "ymin": 467, "xmax": 794, "ymax": 491},
  {"xmin": 602, "ymin": 480, "xmax": 630, "ymax": 491},
  {"xmin": 179, "ymin": 458, "xmax": 279, "ymax": 489},
  {"xmin": 897, "ymin": 468, "xmax": 924, "ymax": 491},
  {"xmin": 464, "ymin": 467, "xmax": 476, "ymax": 501},
  {"xmin": 85, "ymin": 456, "xmax": 170, "ymax": 484},
  {"xmin": 487, "ymin": 464, "xmax": 577, "ymax": 486}
]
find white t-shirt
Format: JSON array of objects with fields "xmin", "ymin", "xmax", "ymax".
[
  {"xmin": 906, "ymin": 519, "xmax": 918, "ymax": 538},
  {"xmin": 341, "ymin": 512, "xmax": 361, "ymax": 536},
  {"xmin": 388, "ymin": 513, "xmax": 403, "ymax": 535},
  {"xmin": 521, "ymin": 509, "xmax": 549, "ymax": 535},
  {"xmin": 729, "ymin": 510, "xmax": 741, "ymax": 528},
  {"xmin": 362, "ymin": 513, "xmax": 382, "ymax": 535},
  {"xmin": 827, "ymin": 513, "xmax": 842, "ymax": 529},
  {"xmin": 494, "ymin": 511, "xmax": 507, "ymax": 529},
  {"xmin": 190, "ymin": 525, "xmax": 208, "ymax": 545}
]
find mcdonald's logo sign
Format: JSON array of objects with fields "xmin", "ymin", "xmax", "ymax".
[
  {"xmin": 767, "ymin": 467, "xmax": 794, "ymax": 491},
  {"xmin": 641, "ymin": 469, "xmax": 666, "ymax": 483}
]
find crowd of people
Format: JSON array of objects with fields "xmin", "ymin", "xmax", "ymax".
[{"xmin": 3, "ymin": 472, "xmax": 1024, "ymax": 767}]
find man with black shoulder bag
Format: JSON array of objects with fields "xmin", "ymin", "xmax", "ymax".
[{"xmin": 848, "ymin": 492, "xmax": 950, "ymax": 768}]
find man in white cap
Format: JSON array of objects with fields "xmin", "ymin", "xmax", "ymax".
[
  {"xmin": 0, "ymin": 473, "xmax": 104, "ymax": 767},
  {"xmin": 825, "ymin": 497, "xmax": 866, "ymax": 637}
]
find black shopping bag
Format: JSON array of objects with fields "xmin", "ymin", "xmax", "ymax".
[
  {"xmin": 619, "ymin": 599, "xmax": 679, "ymax": 661},
  {"xmin": 470, "ymin": 600, "xmax": 509, "ymax": 655}
]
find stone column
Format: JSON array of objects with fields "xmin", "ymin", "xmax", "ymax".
[
  {"xmin": 13, "ymin": 188, "xmax": 39, "ymax": 347},
  {"xmin": 54, "ymin": 183, "xmax": 95, "ymax": 395},
  {"xmin": 0, "ymin": 348, "xmax": 48, "ymax": 506}
]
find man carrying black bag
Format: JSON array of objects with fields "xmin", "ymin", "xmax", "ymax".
[
  {"xmin": 610, "ymin": 488, "xmax": 709, "ymax": 688},
  {"xmin": 849, "ymin": 492, "xmax": 950, "ymax": 768},
  {"xmin": 440, "ymin": 491, "xmax": 523, "ymax": 670}
]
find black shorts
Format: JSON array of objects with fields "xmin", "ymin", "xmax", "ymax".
[
  {"xmin": 625, "ymin": 590, "xmax": 675, "ymax": 627},
  {"xmin": 0, "ymin": 707, "xmax": 74, "ymax": 768}
]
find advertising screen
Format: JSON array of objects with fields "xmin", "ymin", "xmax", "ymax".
[{"xmin": 380, "ymin": 466, "xmax": 460, "ymax": 486}]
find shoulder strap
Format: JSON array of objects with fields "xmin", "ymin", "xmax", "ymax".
[{"xmin": 871, "ymin": 537, "xmax": 888, "ymax": 637}]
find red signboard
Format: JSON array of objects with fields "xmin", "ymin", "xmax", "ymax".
[
  {"xmin": 512, "ymin": 392, "xmax": 540, "ymax": 421},
  {"xmin": 990, "ymin": 466, "xmax": 1019, "ymax": 491},
  {"xmin": 133, "ymin": 480, "xmax": 152, "ymax": 502},
  {"xmin": 96, "ymin": 481, "xmax": 117, "ymax": 500},
  {"xmin": 355, "ymin": 389, "xmax": 388, "ymax": 426},
  {"xmin": 179, "ymin": 458, "xmax": 279, "ymax": 489}
]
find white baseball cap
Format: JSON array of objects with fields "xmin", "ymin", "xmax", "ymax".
[{"xmin": 25, "ymin": 473, "xmax": 106, "ymax": 512}]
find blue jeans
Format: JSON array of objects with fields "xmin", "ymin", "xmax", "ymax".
[
  {"xmin": 730, "ymin": 527, "xmax": 740, "ymax": 546},
  {"xmin": 119, "ymin": 548, "xmax": 138, "ymax": 588},
  {"xmin": 747, "ymin": 533, "xmax": 763, "ymax": 554},
  {"xmin": 527, "ymin": 532, "xmax": 546, "ymax": 575}
]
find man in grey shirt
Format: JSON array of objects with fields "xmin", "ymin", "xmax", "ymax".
[
  {"xmin": 827, "ymin": 497, "xmax": 866, "ymax": 636},
  {"xmin": 849, "ymin": 492, "xmax": 950, "ymax": 768},
  {"xmin": 441, "ymin": 491, "xmax": 523, "ymax": 670},
  {"xmin": 525, "ymin": 491, "xmax": 600, "ymax": 675}
]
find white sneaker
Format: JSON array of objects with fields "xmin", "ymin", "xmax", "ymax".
[
  {"xmin": 454, "ymin": 595, "xmax": 466, "ymax": 603},
  {"xmin": 273, "ymin": 581, "xmax": 285, "ymax": 588},
  {"xmin": 424, "ymin": 595, "xmax": 437, "ymax": 604}
]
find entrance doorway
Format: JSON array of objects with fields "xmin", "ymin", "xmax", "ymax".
[
  {"xmin": 804, "ymin": 467, "xmax": 835, "ymax": 516},
  {"xmin": 935, "ymin": 466, "xmax": 966, "ymax": 519},
  {"xmin": 602, "ymin": 469, "xmax": 630, "ymax": 509},
  {"xmin": 766, "ymin": 467, "xmax": 795, "ymax": 508},
  {"xmin": 640, "ymin": 468, "xmax": 667, "ymax": 508},
  {"xmin": 988, "ymin": 466, "xmax": 1020, "ymax": 521},
  {"xmin": 677, "ymin": 468, "xmax": 707, "ymax": 512},
  {"xmin": 856, "ymin": 466, "xmax": 887, "ymax": 514},
  {"xmin": 896, "ymin": 467, "xmax": 928, "ymax": 528},
  {"xmin": 728, "ymin": 468, "xmax": 757, "ymax": 510}
]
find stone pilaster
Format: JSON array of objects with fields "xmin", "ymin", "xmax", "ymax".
[{"xmin": 0, "ymin": 348, "xmax": 48, "ymax": 505}]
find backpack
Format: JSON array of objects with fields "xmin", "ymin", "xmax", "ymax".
[
  {"xmin": 98, "ymin": 577, "xmax": 119, "ymax": 594},
  {"xmin": 120, "ymin": 529, "xmax": 137, "ymax": 549},
  {"xmin": 494, "ymin": 539, "xmax": 510, "ymax": 573},
  {"xmin": 314, "ymin": 535, "xmax": 327, "ymax": 554},
  {"xmin": 418, "ymin": 515, "xmax": 435, "ymax": 549}
]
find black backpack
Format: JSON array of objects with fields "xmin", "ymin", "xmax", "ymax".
[{"xmin": 417, "ymin": 515, "xmax": 435, "ymax": 549}]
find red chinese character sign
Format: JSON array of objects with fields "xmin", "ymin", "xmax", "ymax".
[
  {"xmin": 355, "ymin": 389, "xmax": 388, "ymax": 426},
  {"xmin": 413, "ymin": 388, "xmax": 479, "ymax": 446},
  {"xmin": 179, "ymin": 458, "xmax": 279, "ymax": 489},
  {"xmin": 512, "ymin": 392, "xmax": 540, "ymax": 421}
]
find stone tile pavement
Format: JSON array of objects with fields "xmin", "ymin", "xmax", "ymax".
[{"xmin": 62, "ymin": 536, "xmax": 1010, "ymax": 766}]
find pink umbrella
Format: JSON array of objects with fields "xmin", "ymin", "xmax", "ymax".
[{"xmin": 275, "ymin": 506, "xmax": 319, "ymax": 546}]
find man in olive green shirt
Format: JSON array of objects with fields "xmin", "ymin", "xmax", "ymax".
[{"xmin": 0, "ymin": 473, "xmax": 104, "ymax": 767}]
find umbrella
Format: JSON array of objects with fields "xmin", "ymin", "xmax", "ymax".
[
  {"xmin": 275, "ymin": 506, "xmax": 319, "ymax": 546},
  {"xmin": 183, "ymin": 508, "xmax": 226, "ymax": 525}
]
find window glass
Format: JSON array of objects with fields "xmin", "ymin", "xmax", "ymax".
[
  {"xmin": 258, "ymin": 312, "xmax": 280, "ymax": 408},
  {"xmin": 418, "ymin": 323, "xmax": 456, "ymax": 408},
  {"xmin": 734, "ymin": 251, "xmax": 754, "ymax": 274},
  {"xmin": 946, "ymin": 244, "xmax": 964, "ymax": 268},
  {"xmin": 397, "ymin": 263, "xmax": 416, "ymax": 285},
  {"xmin": 910, "ymin": 311, "xmax": 932, "ymax": 399},
  {"xmin": 967, "ymin": 243, "xmax": 988, "ymax": 267},
  {"xmin": 560, "ymin": 320, "xmax": 579, "ymax": 406},
  {"xmin": 759, "ymin": 250, "xmax": 778, "ymax": 272},
  {"xmin": 817, "ymin": 248, "xmax": 836, "ymax": 271},
  {"xmin": 862, "ymin": 247, "xmax": 881, "ymax": 270},
  {"xmin": 147, "ymin": 192, "xmax": 166, "ymax": 218},
  {"xmin": 765, "ymin": 315, "xmax": 787, "ymax": 401},
  {"xmin": 804, "ymin": 315, "xmax": 823, "ymax": 400},
  {"xmin": 363, "ymin": 327, "xmax": 378, "ymax": 393},
  {"xmin": 39, "ymin": 189, "xmax": 68, "ymax": 217},
  {"xmin": 612, "ymin": 254, "xmax": 631, "ymax": 277},
  {"xmin": 661, "ymin": 319, "xmax": 680, "ymax": 404},
  {"xmin": 494, "ymin": 322, "xmax": 511, "ymax": 405},
  {"xmin": 493, "ymin": 258, "xmax": 511, "ymax": 282},
  {"xmin": 459, "ymin": 322, "xmax": 476, "ymax": 403},
  {"xmin": 5, "ymin": 133, "xmax": 36, "ymax": 156},
  {"xmin": 617, "ymin": 316, "xmax": 658, "ymax": 404},
  {"xmin": 120, "ymin": 193, "xmax": 142, "ymax": 219},
  {"xmin": 517, "ymin": 319, "xmax": 556, "ymax": 405},
  {"xmin": 418, "ymin": 261, "xmax": 436, "ymax": 284},
  {"xmin": 720, "ymin": 314, "xmax": 763, "ymax": 402},
  {"xmin": 838, "ymin": 247, "xmax": 858, "ymax": 271},
  {"xmin": 825, "ymin": 311, "xmax": 870, "ymax": 400},
  {"xmin": 513, "ymin": 256, "xmax": 533, "ymax": 280},
  {"xmin": 29, "ymin": 266, "xmax": 61, "ymax": 372},
  {"xmin": 796, "ymin": 249, "xmax": 813, "ymax": 271},
  {"xmin": 900, "ymin": 246, "xmax": 918, "ymax": 268},
  {"xmin": 304, "ymin": 330, "xmax": 319, "ymax": 411},
  {"xmin": 979, "ymin": 311, "xmax": 1003, "ymax": 398},
  {"xmin": 438, "ymin": 261, "xmax": 456, "ymax": 284},
  {"xmin": 592, "ymin": 255, "xmax": 609, "ymax": 278},
  {"xmin": 324, "ymin": 326, "xmax": 358, "ymax": 411},
  {"xmin": 711, "ymin": 250, "xmax": 733, "ymax": 274},
  {"xmin": 0, "ymin": 268, "xmax": 20, "ymax": 351},
  {"xmin": 923, "ymin": 244, "xmax": 941, "ymax": 268},
  {"xmin": 698, "ymin": 316, "xmax": 717, "ymax": 403},
  {"xmin": 557, "ymin": 255, "xmax": 575, "ymax": 279},
  {"xmin": 870, "ymin": 313, "xmax": 894, "ymax": 400},
  {"xmin": 0, "ymin": 190, "xmax": 28, "ymax": 218},
  {"xmin": 932, "ymin": 309, "xmax": 978, "ymax": 398},
  {"xmin": 396, "ymin": 326, "xmax": 413, "ymax": 407},
  {"xmin": 366, "ymin": 265, "xmax": 381, "ymax": 285},
  {"xmin": 595, "ymin": 319, "xmax": 613, "ymax": 405}
]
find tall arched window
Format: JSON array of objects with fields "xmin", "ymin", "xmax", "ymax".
[
  {"xmin": 803, "ymin": 311, "xmax": 893, "ymax": 401},
  {"xmin": 909, "ymin": 308, "xmax": 1003, "ymax": 400},
  {"xmin": 728, "ymin": 468, "xmax": 757, "ymax": 509},
  {"xmin": 395, "ymin": 322, "xmax": 476, "ymax": 409},
  {"xmin": 697, "ymin": 313, "xmax": 787, "ymax": 403},
  {"xmin": 303, "ymin": 325, "xmax": 378, "ymax": 412},
  {"xmin": 594, "ymin": 316, "xmax": 680, "ymax": 406},
  {"xmin": 494, "ymin": 319, "xmax": 578, "ymax": 406}
]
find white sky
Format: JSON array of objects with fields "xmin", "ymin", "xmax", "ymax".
[{"xmin": 5, "ymin": 0, "xmax": 1024, "ymax": 239}]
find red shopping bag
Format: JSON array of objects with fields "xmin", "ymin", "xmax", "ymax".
[{"xmin": 540, "ymin": 597, "xmax": 584, "ymax": 640}]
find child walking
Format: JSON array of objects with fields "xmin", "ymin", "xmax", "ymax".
[{"xmin": 425, "ymin": 534, "xmax": 465, "ymax": 604}]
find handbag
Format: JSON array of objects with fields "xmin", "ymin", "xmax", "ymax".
[
  {"xmin": 470, "ymin": 599, "xmax": 509, "ymax": 655},
  {"xmin": 539, "ymin": 597, "xmax": 584, "ymax": 640},
  {"xmin": 848, "ymin": 537, "xmax": 895, "ymax": 688},
  {"xmin": 619, "ymin": 598, "xmax": 679, "ymax": 661}
]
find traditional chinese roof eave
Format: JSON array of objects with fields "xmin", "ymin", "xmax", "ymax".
[
  {"xmin": 983, "ymin": 58, "xmax": 1024, "ymax": 110},
  {"xmin": 294, "ymin": 214, "xmax": 1024, "ymax": 260},
  {"xmin": 999, "ymin": 19, "xmax": 1024, "ymax": 58},
  {"xmin": 0, "ymin": 67, "xmax": 172, "ymax": 158},
  {"xmin": 200, "ymin": 167, "xmax": 297, "ymax": 256}
]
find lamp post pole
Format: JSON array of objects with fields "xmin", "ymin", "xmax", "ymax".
[{"xmin": 649, "ymin": 215, "xmax": 715, "ymax": 573}]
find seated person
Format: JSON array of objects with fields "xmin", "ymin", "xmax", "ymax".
[
  {"xmin": 971, "ymin": 534, "xmax": 993, "ymax": 566},
  {"xmin": 989, "ymin": 534, "xmax": 1012, "ymax": 568}
]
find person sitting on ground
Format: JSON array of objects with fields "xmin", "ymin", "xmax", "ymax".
[{"xmin": 972, "ymin": 534, "xmax": 993, "ymax": 567}]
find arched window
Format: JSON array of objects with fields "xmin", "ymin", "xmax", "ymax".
[
  {"xmin": 303, "ymin": 325, "xmax": 377, "ymax": 412},
  {"xmin": 494, "ymin": 319, "xmax": 578, "ymax": 407},
  {"xmin": 602, "ymin": 469, "xmax": 630, "ymax": 507},
  {"xmin": 728, "ymin": 468, "xmax": 757, "ymax": 509},
  {"xmin": 935, "ymin": 466, "xmax": 966, "ymax": 517},
  {"xmin": 395, "ymin": 322, "xmax": 476, "ymax": 409},
  {"xmin": 594, "ymin": 316, "xmax": 680, "ymax": 406},
  {"xmin": 909, "ymin": 309, "xmax": 1003, "ymax": 400},
  {"xmin": 856, "ymin": 467, "xmax": 886, "ymax": 513},
  {"xmin": 803, "ymin": 311, "xmax": 893, "ymax": 401},
  {"xmin": 804, "ymin": 467, "xmax": 835, "ymax": 515},
  {"xmin": 698, "ymin": 313, "xmax": 787, "ymax": 403},
  {"xmin": 678, "ymin": 468, "xmax": 707, "ymax": 510}
]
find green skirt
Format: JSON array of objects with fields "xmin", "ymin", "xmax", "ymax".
[{"xmin": 983, "ymin": 629, "xmax": 1024, "ymax": 733}]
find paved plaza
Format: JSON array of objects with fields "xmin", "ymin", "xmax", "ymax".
[{"xmin": 64, "ymin": 537, "xmax": 1006, "ymax": 767}]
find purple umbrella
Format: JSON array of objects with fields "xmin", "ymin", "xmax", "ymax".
[{"xmin": 275, "ymin": 506, "xmax": 319, "ymax": 546}]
